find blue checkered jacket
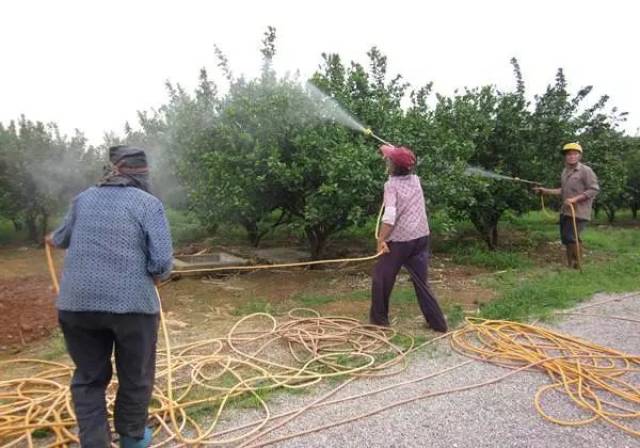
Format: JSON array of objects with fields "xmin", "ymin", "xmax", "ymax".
[{"xmin": 52, "ymin": 186, "xmax": 173, "ymax": 314}]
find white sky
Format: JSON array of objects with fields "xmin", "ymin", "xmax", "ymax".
[{"xmin": 1, "ymin": 0, "xmax": 638, "ymax": 144}]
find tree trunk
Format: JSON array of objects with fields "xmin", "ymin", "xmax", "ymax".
[
  {"xmin": 243, "ymin": 221, "xmax": 262, "ymax": 247},
  {"xmin": 480, "ymin": 224, "xmax": 498, "ymax": 251},
  {"xmin": 12, "ymin": 219, "xmax": 22, "ymax": 232},
  {"xmin": 242, "ymin": 213, "xmax": 284, "ymax": 248},
  {"xmin": 40, "ymin": 211, "xmax": 49, "ymax": 244},
  {"xmin": 470, "ymin": 212, "xmax": 500, "ymax": 251},
  {"xmin": 631, "ymin": 205, "xmax": 638, "ymax": 220},
  {"xmin": 489, "ymin": 223, "xmax": 498, "ymax": 250},
  {"xmin": 205, "ymin": 222, "xmax": 219, "ymax": 235},
  {"xmin": 306, "ymin": 227, "xmax": 329, "ymax": 261},
  {"xmin": 604, "ymin": 206, "xmax": 615, "ymax": 223},
  {"xmin": 26, "ymin": 214, "xmax": 38, "ymax": 243}
]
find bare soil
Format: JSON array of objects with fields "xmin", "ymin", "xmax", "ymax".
[
  {"xmin": 0, "ymin": 275, "xmax": 57, "ymax": 348},
  {"xmin": 0, "ymin": 245, "xmax": 496, "ymax": 352}
]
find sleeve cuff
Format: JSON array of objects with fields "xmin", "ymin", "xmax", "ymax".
[
  {"xmin": 51, "ymin": 228, "xmax": 69, "ymax": 249},
  {"xmin": 382, "ymin": 207, "xmax": 397, "ymax": 225}
]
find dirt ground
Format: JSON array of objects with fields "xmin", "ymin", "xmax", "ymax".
[
  {"xmin": 0, "ymin": 244, "xmax": 496, "ymax": 353},
  {"xmin": 0, "ymin": 276, "xmax": 57, "ymax": 348},
  {"xmin": 0, "ymin": 246, "xmax": 65, "ymax": 350}
]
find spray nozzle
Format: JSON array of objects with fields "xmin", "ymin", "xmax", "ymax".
[{"xmin": 362, "ymin": 128, "xmax": 393, "ymax": 147}]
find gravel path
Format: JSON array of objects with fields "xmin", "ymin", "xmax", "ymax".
[{"xmin": 216, "ymin": 292, "xmax": 640, "ymax": 448}]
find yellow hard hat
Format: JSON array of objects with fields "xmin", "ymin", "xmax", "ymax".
[{"xmin": 562, "ymin": 142, "xmax": 583, "ymax": 153}]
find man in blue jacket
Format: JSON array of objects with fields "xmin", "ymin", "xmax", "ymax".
[{"xmin": 46, "ymin": 145, "xmax": 173, "ymax": 448}]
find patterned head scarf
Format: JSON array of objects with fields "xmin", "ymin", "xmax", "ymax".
[{"xmin": 99, "ymin": 145, "xmax": 150, "ymax": 193}]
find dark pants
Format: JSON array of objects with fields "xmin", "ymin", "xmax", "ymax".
[
  {"xmin": 370, "ymin": 235, "xmax": 448, "ymax": 332},
  {"xmin": 58, "ymin": 311, "xmax": 159, "ymax": 448},
  {"xmin": 559, "ymin": 214, "xmax": 587, "ymax": 245}
]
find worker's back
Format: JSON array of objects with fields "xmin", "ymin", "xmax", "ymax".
[
  {"xmin": 383, "ymin": 174, "xmax": 430, "ymax": 242},
  {"xmin": 52, "ymin": 185, "xmax": 173, "ymax": 314}
]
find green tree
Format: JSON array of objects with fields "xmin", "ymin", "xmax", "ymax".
[
  {"xmin": 0, "ymin": 123, "xmax": 23, "ymax": 231},
  {"xmin": 141, "ymin": 29, "xmax": 408, "ymax": 257},
  {"xmin": 626, "ymin": 136, "xmax": 640, "ymax": 219},
  {"xmin": 404, "ymin": 59, "xmax": 532, "ymax": 249},
  {"xmin": 0, "ymin": 117, "xmax": 100, "ymax": 243},
  {"xmin": 202, "ymin": 27, "xmax": 309, "ymax": 245},
  {"xmin": 289, "ymin": 48, "xmax": 408, "ymax": 257},
  {"xmin": 129, "ymin": 30, "xmax": 634, "ymax": 253},
  {"xmin": 581, "ymin": 124, "xmax": 630, "ymax": 223}
]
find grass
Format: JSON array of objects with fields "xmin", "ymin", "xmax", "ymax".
[
  {"xmin": 230, "ymin": 298, "xmax": 274, "ymax": 316},
  {"xmin": 389, "ymin": 286, "xmax": 419, "ymax": 304},
  {"xmin": 451, "ymin": 246, "xmax": 532, "ymax": 270},
  {"xmin": 31, "ymin": 429, "xmax": 52, "ymax": 439},
  {"xmin": 230, "ymin": 383, "xmax": 309, "ymax": 410},
  {"xmin": 442, "ymin": 303, "xmax": 465, "ymax": 328},
  {"xmin": 386, "ymin": 287, "xmax": 465, "ymax": 328},
  {"xmin": 293, "ymin": 294, "xmax": 337, "ymax": 307},
  {"xmin": 39, "ymin": 331, "xmax": 68, "ymax": 361},
  {"xmin": 581, "ymin": 226, "xmax": 640, "ymax": 253},
  {"xmin": 480, "ymin": 253, "xmax": 640, "ymax": 321},
  {"xmin": 179, "ymin": 372, "xmax": 268, "ymax": 419},
  {"xmin": 389, "ymin": 333, "xmax": 415, "ymax": 351},
  {"xmin": 165, "ymin": 209, "xmax": 210, "ymax": 246},
  {"xmin": 0, "ymin": 219, "xmax": 18, "ymax": 244},
  {"xmin": 231, "ymin": 387, "xmax": 276, "ymax": 409},
  {"xmin": 182, "ymin": 371, "xmax": 312, "ymax": 415},
  {"xmin": 479, "ymin": 222, "xmax": 640, "ymax": 321},
  {"xmin": 187, "ymin": 402, "xmax": 219, "ymax": 421}
]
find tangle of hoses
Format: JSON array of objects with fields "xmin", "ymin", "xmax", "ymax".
[{"xmin": 2, "ymin": 298, "xmax": 638, "ymax": 446}]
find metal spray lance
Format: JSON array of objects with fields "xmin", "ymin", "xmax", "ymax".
[{"xmin": 362, "ymin": 128, "xmax": 393, "ymax": 147}]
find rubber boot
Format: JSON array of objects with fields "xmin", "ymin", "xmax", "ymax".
[
  {"xmin": 565, "ymin": 245, "xmax": 573, "ymax": 268},
  {"xmin": 567, "ymin": 243, "xmax": 579, "ymax": 269},
  {"xmin": 120, "ymin": 427, "xmax": 152, "ymax": 448},
  {"xmin": 575, "ymin": 242, "xmax": 583, "ymax": 269}
]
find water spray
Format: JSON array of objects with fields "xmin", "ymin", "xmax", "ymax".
[
  {"xmin": 464, "ymin": 167, "xmax": 540, "ymax": 186},
  {"xmin": 506, "ymin": 176, "xmax": 541, "ymax": 186},
  {"xmin": 305, "ymin": 83, "xmax": 396, "ymax": 148}
]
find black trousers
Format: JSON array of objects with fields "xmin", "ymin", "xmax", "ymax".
[
  {"xmin": 58, "ymin": 311, "xmax": 159, "ymax": 448},
  {"xmin": 559, "ymin": 214, "xmax": 587, "ymax": 245},
  {"xmin": 370, "ymin": 235, "xmax": 448, "ymax": 332}
]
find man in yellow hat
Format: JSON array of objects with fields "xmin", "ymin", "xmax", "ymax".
[{"xmin": 534, "ymin": 142, "xmax": 599, "ymax": 268}]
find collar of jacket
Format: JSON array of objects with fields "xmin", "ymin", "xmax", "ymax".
[{"xmin": 566, "ymin": 162, "xmax": 583, "ymax": 172}]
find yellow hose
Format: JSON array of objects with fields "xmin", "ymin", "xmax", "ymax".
[
  {"xmin": 45, "ymin": 244, "xmax": 60, "ymax": 295},
  {"xmin": 539, "ymin": 194, "xmax": 556, "ymax": 219},
  {"xmin": 451, "ymin": 318, "xmax": 640, "ymax": 436},
  {"xmin": 0, "ymin": 304, "xmax": 416, "ymax": 446},
  {"xmin": 568, "ymin": 203, "xmax": 582, "ymax": 271}
]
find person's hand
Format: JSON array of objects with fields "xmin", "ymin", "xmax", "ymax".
[
  {"xmin": 533, "ymin": 186, "xmax": 545, "ymax": 194},
  {"xmin": 564, "ymin": 196, "xmax": 580, "ymax": 206},
  {"xmin": 44, "ymin": 233, "xmax": 54, "ymax": 247},
  {"xmin": 377, "ymin": 239, "xmax": 390, "ymax": 254}
]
